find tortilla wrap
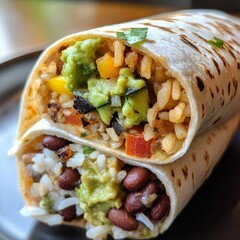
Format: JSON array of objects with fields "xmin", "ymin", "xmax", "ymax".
[
  {"xmin": 17, "ymin": 10, "xmax": 240, "ymax": 164},
  {"xmin": 11, "ymin": 114, "xmax": 239, "ymax": 239}
]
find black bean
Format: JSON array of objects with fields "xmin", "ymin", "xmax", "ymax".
[
  {"xmin": 123, "ymin": 167, "xmax": 151, "ymax": 191},
  {"xmin": 58, "ymin": 168, "xmax": 80, "ymax": 190},
  {"xmin": 108, "ymin": 208, "xmax": 138, "ymax": 231},
  {"xmin": 60, "ymin": 205, "xmax": 76, "ymax": 221},
  {"xmin": 42, "ymin": 135, "xmax": 70, "ymax": 151}
]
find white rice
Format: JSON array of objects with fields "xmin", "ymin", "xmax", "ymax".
[
  {"xmin": 20, "ymin": 206, "xmax": 47, "ymax": 217},
  {"xmin": 31, "ymin": 183, "xmax": 40, "ymax": 198},
  {"xmin": 59, "ymin": 189, "xmax": 76, "ymax": 197},
  {"xmin": 135, "ymin": 213, "xmax": 154, "ymax": 230},
  {"xmin": 44, "ymin": 157, "xmax": 56, "ymax": 171},
  {"xmin": 101, "ymin": 133, "xmax": 110, "ymax": 141},
  {"xmin": 117, "ymin": 170, "xmax": 127, "ymax": 183},
  {"xmin": 32, "ymin": 153, "xmax": 45, "ymax": 173},
  {"xmin": 76, "ymin": 205, "xmax": 84, "ymax": 216},
  {"xmin": 97, "ymin": 154, "xmax": 106, "ymax": 169},
  {"xmin": 106, "ymin": 128, "xmax": 119, "ymax": 142},
  {"xmin": 67, "ymin": 152, "xmax": 85, "ymax": 168},
  {"xmin": 86, "ymin": 225, "xmax": 110, "ymax": 239},
  {"xmin": 111, "ymin": 226, "xmax": 130, "ymax": 239},
  {"xmin": 89, "ymin": 150, "xmax": 101, "ymax": 159},
  {"xmin": 57, "ymin": 197, "xmax": 79, "ymax": 211},
  {"xmin": 43, "ymin": 148, "xmax": 57, "ymax": 159},
  {"xmin": 53, "ymin": 162, "xmax": 62, "ymax": 176},
  {"xmin": 69, "ymin": 143, "xmax": 82, "ymax": 152},
  {"xmin": 39, "ymin": 174, "xmax": 53, "ymax": 196},
  {"xmin": 109, "ymin": 167, "xmax": 117, "ymax": 179}
]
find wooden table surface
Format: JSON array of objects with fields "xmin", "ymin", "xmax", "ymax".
[
  {"xmin": 0, "ymin": 1, "xmax": 178, "ymax": 63},
  {"xmin": 0, "ymin": 0, "xmax": 239, "ymax": 63}
]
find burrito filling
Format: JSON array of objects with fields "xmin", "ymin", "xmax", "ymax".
[
  {"xmin": 38, "ymin": 37, "xmax": 191, "ymax": 159},
  {"xmin": 20, "ymin": 135, "xmax": 170, "ymax": 239}
]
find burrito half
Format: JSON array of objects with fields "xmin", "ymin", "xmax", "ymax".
[
  {"xmin": 17, "ymin": 10, "xmax": 240, "ymax": 164},
  {"xmin": 12, "ymin": 115, "xmax": 239, "ymax": 239}
]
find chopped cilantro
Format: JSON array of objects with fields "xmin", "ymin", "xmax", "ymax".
[
  {"xmin": 208, "ymin": 36, "xmax": 224, "ymax": 48},
  {"xmin": 83, "ymin": 145, "xmax": 95, "ymax": 154},
  {"xmin": 81, "ymin": 132, "xmax": 87, "ymax": 137},
  {"xmin": 116, "ymin": 28, "xmax": 148, "ymax": 45}
]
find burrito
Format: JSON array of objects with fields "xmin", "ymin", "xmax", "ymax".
[
  {"xmin": 12, "ymin": 115, "xmax": 239, "ymax": 239},
  {"xmin": 17, "ymin": 10, "xmax": 240, "ymax": 164}
]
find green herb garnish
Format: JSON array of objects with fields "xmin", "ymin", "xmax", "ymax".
[
  {"xmin": 81, "ymin": 132, "xmax": 87, "ymax": 137},
  {"xmin": 83, "ymin": 145, "xmax": 95, "ymax": 154},
  {"xmin": 208, "ymin": 36, "xmax": 224, "ymax": 48},
  {"xmin": 116, "ymin": 28, "xmax": 148, "ymax": 45}
]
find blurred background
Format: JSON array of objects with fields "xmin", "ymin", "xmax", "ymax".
[{"xmin": 0, "ymin": 0, "xmax": 240, "ymax": 63}]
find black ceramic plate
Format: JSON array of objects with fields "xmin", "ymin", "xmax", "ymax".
[{"xmin": 0, "ymin": 52, "xmax": 239, "ymax": 240}]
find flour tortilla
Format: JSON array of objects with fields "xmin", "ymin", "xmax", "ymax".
[
  {"xmin": 17, "ymin": 9, "xmax": 240, "ymax": 164},
  {"xmin": 11, "ymin": 114, "xmax": 239, "ymax": 238}
]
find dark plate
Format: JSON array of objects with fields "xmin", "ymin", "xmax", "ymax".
[{"xmin": 0, "ymin": 52, "xmax": 239, "ymax": 240}]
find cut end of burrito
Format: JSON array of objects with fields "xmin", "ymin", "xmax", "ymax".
[
  {"xmin": 18, "ymin": 134, "xmax": 172, "ymax": 239},
  {"xmin": 34, "ymin": 36, "xmax": 192, "ymax": 162}
]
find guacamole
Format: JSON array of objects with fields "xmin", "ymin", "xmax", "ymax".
[
  {"xmin": 61, "ymin": 38, "xmax": 102, "ymax": 91},
  {"xmin": 60, "ymin": 37, "xmax": 149, "ymax": 128},
  {"xmin": 76, "ymin": 158, "xmax": 124, "ymax": 226},
  {"xmin": 84, "ymin": 68, "xmax": 149, "ymax": 127}
]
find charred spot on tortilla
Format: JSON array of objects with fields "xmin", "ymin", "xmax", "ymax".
[
  {"xmin": 171, "ymin": 169, "xmax": 175, "ymax": 178},
  {"xmin": 191, "ymin": 153, "xmax": 196, "ymax": 163},
  {"xmin": 228, "ymin": 82, "xmax": 232, "ymax": 96},
  {"xmin": 204, "ymin": 66, "xmax": 214, "ymax": 80},
  {"xmin": 195, "ymin": 76, "xmax": 205, "ymax": 92},
  {"xmin": 181, "ymin": 165, "xmax": 188, "ymax": 179},
  {"xmin": 207, "ymin": 136, "xmax": 212, "ymax": 144},
  {"xmin": 212, "ymin": 116, "xmax": 222, "ymax": 125},
  {"xmin": 179, "ymin": 34, "xmax": 201, "ymax": 53},
  {"xmin": 176, "ymin": 179, "xmax": 181, "ymax": 188},
  {"xmin": 237, "ymin": 62, "xmax": 240, "ymax": 70},
  {"xmin": 192, "ymin": 32, "xmax": 208, "ymax": 43},
  {"xmin": 201, "ymin": 104, "xmax": 205, "ymax": 119},
  {"xmin": 203, "ymin": 150, "xmax": 210, "ymax": 165},
  {"xmin": 227, "ymin": 47, "xmax": 237, "ymax": 60},
  {"xmin": 142, "ymin": 23, "xmax": 175, "ymax": 34},
  {"xmin": 212, "ymin": 58, "xmax": 221, "ymax": 74}
]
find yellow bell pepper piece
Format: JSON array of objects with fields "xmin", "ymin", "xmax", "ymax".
[
  {"xmin": 48, "ymin": 76, "xmax": 71, "ymax": 95},
  {"xmin": 96, "ymin": 52, "xmax": 121, "ymax": 79}
]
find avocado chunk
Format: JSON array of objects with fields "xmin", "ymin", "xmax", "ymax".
[
  {"xmin": 61, "ymin": 38, "xmax": 102, "ymax": 91},
  {"xmin": 110, "ymin": 68, "xmax": 146, "ymax": 96},
  {"xmin": 122, "ymin": 87, "xmax": 149, "ymax": 128},
  {"xmin": 85, "ymin": 78, "xmax": 116, "ymax": 108},
  {"xmin": 97, "ymin": 104, "xmax": 114, "ymax": 125}
]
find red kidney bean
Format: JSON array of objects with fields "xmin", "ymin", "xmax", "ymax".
[
  {"xmin": 58, "ymin": 168, "xmax": 80, "ymax": 190},
  {"xmin": 60, "ymin": 205, "xmax": 76, "ymax": 221},
  {"xmin": 108, "ymin": 208, "xmax": 139, "ymax": 231},
  {"xmin": 122, "ymin": 167, "xmax": 151, "ymax": 191},
  {"xmin": 124, "ymin": 181, "xmax": 158, "ymax": 214},
  {"xmin": 124, "ymin": 192, "xmax": 145, "ymax": 214},
  {"xmin": 142, "ymin": 181, "xmax": 158, "ymax": 197},
  {"xmin": 150, "ymin": 194, "xmax": 170, "ymax": 221},
  {"xmin": 42, "ymin": 135, "xmax": 70, "ymax": 151}
]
